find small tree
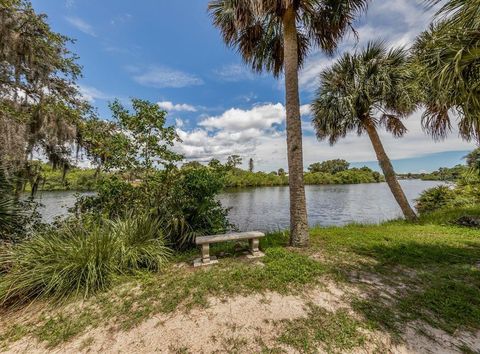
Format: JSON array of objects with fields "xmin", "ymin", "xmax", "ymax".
[
  {"xmin": 248, "ymin": 158, "xmax": 254, "ymax": 172},
  {"xmin": 465, "ymin": 148, "xmax": 480, "ymax": 176},
  {"xmin": 208, "ymin": 158, "xmax": 222, "ymax": 169},
  {"xmin": 80, "ymin": 99, "xmax": 182, "ymax": 180},
  {"xmin": 109, "ymin": 99, "xmax": 182, "ymax": 173},
  {"xmin": 308, "ymin": 160, "xmax": 350, "ymax": 174},
  {"xmin": 278, "ymin": 168, "xmax": 286, "ymax": 176},
  {"xmin": 226, "ymin": 155, "xmax": 242, "ymax": 169}
]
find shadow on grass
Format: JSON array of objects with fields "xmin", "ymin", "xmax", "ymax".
[{"xmin": 343, "ymin": 241, "xmax": 480, "ymax": 337}]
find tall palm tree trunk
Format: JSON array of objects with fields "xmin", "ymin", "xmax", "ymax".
[
  {"xmin": 364, "ymin": 120, "xmax": 417, "ymax": 221},
  {"xmin": 282, "ymin": 7, "xmax": 309, "ymax": 247}
]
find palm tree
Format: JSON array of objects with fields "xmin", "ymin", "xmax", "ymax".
[
  {"xmin": 208, "ymin": 0, "xmax": 369, "ymax": 246},
  {"xmin": 311, "ymin": 41, "xmax": 418, "ymax": 221},
  {"xmin": 413, "ymin": 0, "xmax": 480, "ymax": 141}
]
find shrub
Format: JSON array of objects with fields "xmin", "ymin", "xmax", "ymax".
[
  {"xmin": 415, "ymin": 185, "xmax": 456, "ymax": 214},
  {"xmin": 0, "ymin": 215, "xmax": 171, "ymax": 305},
  {"xmin": 0, "ymin": 224, "xmax": 115, "ymax": 305},
  {"xmin": 418, "ymin": 206, "xmax": 480, "ymax": 226},
  {"xmin": 155, "ymin": 167, "xmax": 232, "ymax": 248},
  {"xmin": 416, "ymin": 183, "xmax": 480, "ymax": 215},
  {"xmin": 110, "ymin": 213, "xmax": 171, "ymax": 272},
  {"xmin": 76, "ymin": 167, "xmax": 232, "ymax": 249}
]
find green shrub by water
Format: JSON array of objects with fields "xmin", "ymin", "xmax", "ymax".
[{"xmin": 0, "ymin": 215, "xmax": 170, "ymax": 306}]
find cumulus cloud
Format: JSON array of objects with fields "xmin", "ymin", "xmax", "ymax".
[
  {"xmin": 65, "ymin": 16, "xmax": 96, "ymax": 37},
  {"xmin": 199, "ymin": 103, "xmax": 285, "ymax": 131},
  {"xmin": 157, "ymin": 101, "xmax": 197, "ymax": 112},
  {"xmin": 133, "ymin": 66, "xmax": 203, "ymax": 88},
  {"xmin": 174, "ymin": 103, "xmax": 330, "ymax": 165},
  {"xmin": 174, "ymin": 102, "xmax": 474, "ymax": 171},
  {"xmin": 174, "ymin": 103, "xmax": 286, "ymax": 162}
]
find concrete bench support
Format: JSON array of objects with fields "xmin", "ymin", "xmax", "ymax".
[{"xmin": 194, "ymin": 231, "xmax": 265, "ymax": 267}]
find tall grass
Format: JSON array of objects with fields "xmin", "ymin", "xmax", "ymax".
[
  {"xmin": 0, "ymin": 214, "xmax": 170, "ymax": 306},
  {"xmin": 110, "ymin": 213, "xmax": 171, "ymax": 272}
]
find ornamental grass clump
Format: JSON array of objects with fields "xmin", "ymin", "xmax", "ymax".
[
  {"xmin": 110, "ymin": 213, "xmax": 171, "ymax": 272},
  {"xmin": 0, "ymin": 214, "xmax": 170, "ymax": 306},
  {"xmin": 0, "ymin": 224, "xmax": 115, "ymax": 305}
]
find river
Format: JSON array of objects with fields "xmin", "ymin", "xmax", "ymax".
[{"xmin": 32, "ymin": 180, "xmax": 443, "ymax": 231}]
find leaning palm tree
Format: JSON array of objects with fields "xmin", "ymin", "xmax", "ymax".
[
  {"xmin": 208, "ymin": 0, "xmax": 369, "ymax": 246},
  {"xmin": 312, "ymin": 41, "xmax": 418, "ymax": 221}
]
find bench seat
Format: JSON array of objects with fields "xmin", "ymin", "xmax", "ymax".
[{"xmin": 194, "ymin": 231, "xmax": 265, "ymax": 267}]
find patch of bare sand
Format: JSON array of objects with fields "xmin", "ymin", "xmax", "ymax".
[
  {"xmin": 4, "ymin": 279, "xmax": 480, "ymax": 354},
  {"xmin": 6, "ymin": 292, "xmax": 307, "ymax": 354}
]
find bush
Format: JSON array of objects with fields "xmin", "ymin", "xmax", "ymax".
[
  {"xmin": 0, "ymin": 223, "xmax": 115, "ymax": 304},
  {"xmin": 415, "ymin": 185, "xmax": 456, "ymax": 214},
  {"xmin": 0, "ymin": 215, "xmax": 170, "ymax": 305},
  {"xmin": 416, "ymin": 183, "xmax": 480, "ymax": 215},
  {"xmin": 155, "ymin": 167, "xmax": 232, "ymax": 248},
  {"xmin": 76, "ymin": 167, "xmax": 232, "ymax": 249}
]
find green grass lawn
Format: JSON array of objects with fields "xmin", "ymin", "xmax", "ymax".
[{"xmin": 1, "ymin": 221, "xmax": 479, "ymax": 352}]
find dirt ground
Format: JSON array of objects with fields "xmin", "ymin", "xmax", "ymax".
[{"xmin": 4, "ymin": 280, "xmax": 479, "ymax": 354}]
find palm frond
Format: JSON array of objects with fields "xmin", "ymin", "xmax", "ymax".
[
  {"xmin": 312, "ymin": 41, "xmax": 416, "ymax": 144},
  {"xmin": 208, "ymin": 0, "xmax": 369, "ymax": 75}
]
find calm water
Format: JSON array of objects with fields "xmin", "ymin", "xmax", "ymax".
[{"xmin": 33, "ymin": 180, "xmax": 442, "ymax": 231}]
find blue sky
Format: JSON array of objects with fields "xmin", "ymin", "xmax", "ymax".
[{"xmin": 31, "ymin": 0, "xmax": 476, "ymax": 173}]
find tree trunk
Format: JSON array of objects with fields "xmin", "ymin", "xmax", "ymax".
[
  {"xmin": 282, "ymin": 7, "xmax": 309, "ymax": 247},
  {"xmin": 364, "ymin": 120, "xmax": 417, "ymax": 221}
]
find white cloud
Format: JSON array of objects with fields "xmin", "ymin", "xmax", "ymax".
[
  {"xmin": 300, "ymin": 104, "xmax": 312, "ymax": 116},
  {"xmin": 175, "ymin": 118, "xmax": 185, "ymax": 128},
  {"xmin": 174, "ymin": 102, "xmax": 475, "ymax": 171},
  {"xmin": 199, "ymin": 103, "xmax": 285, "ymax": 131},
  {"xmin": 174, "ymin": 103, "xmax": 323, "ymax": 165},
  {"xmin": 78, "ymin": 85, "xmax": 112, "ymax": 103},
  {"xmin": 133, "ymin": 66, "xmax": 203, "ymax": 88},
  {"xmin": 174, "ymin": 103, "xmax": 286, "ymax": 163},
  {"xmin": 214, "ymin": 64, "xmax": 256, "ymax": 82},
  {"xmin": 65, "ymin": 16, "xmax": 96, "ymax": 37},
  {"xmin": 157, "ymin": 101, "xmax": 197, "ymax": 112}
]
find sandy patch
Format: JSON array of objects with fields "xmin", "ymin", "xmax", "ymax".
[{"xmin": 3, "ymin": 280, "xmax": 479, "ymax": 354}]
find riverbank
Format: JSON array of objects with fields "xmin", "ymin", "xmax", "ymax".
[
  {"xmin": 28, "ymin": 163, "xmax": 384, "ymax": 193},
  {"xmin": 1, "ymin": 216, "xmax": 479, "ymax": 353}
]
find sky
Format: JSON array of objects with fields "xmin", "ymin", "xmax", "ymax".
[{"xmin": 31, "ymin": 0, "xmax": 477, "ymax": 173}]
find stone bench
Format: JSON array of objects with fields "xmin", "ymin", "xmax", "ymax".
[{"xmin": 194, "ymin": 231, "xmax": 265, "ymax": 267}]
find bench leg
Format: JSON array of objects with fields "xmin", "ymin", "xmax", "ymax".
[
  {"xmin": 247, "ymin": 238, "xmax": 265, "ymax": 259},
  {"xmin": 201, "ymin": 244, "xmax": 210, "ymax": 263},
  {"xmin": 193, "ymin": 243, "xmax": 219, "ymax": 267}
]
